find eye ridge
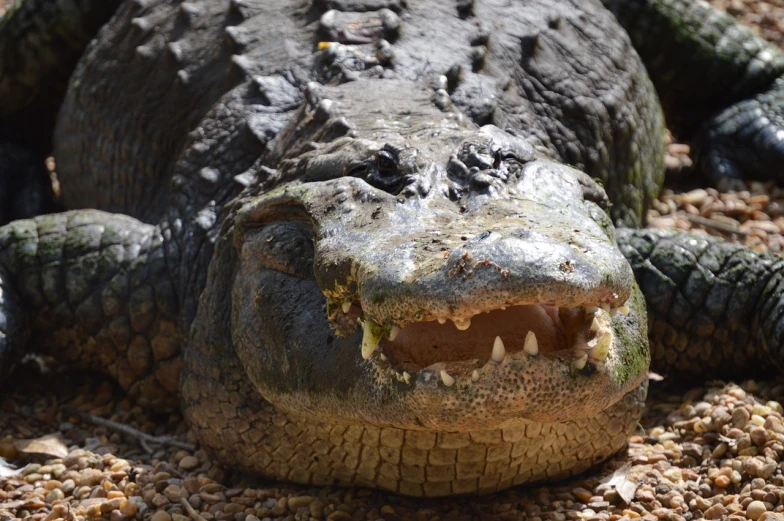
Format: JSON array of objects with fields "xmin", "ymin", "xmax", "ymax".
[{"xmin": 375, "ymin": 149, "xmax": 399, "ymax": 176}]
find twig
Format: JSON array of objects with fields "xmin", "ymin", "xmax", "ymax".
[
  {"xmin": 71, "ymin": 410, "xmax": 196, "ymax": 453},
  {"xmin": 684, "ymin": 214, "xmax": 748, "ymax": 236},
  {"xmin": 181, "ymin": 497, "xmax": 209, "ymax": 521}
]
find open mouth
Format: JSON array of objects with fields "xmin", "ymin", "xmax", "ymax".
[{"xmin": 329, "ymin": 300, "xmax": 629, "ymax": 388}]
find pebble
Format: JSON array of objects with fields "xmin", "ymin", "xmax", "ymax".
[{"xmin": 747, "ymin": 500, "xmax": 768, "ymax": 520}]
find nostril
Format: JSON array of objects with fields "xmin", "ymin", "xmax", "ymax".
[
  {"xmin": 447, "ymin": 155, "xmax": 469, "ymax": 181},
  {"xmin": 465, "ymin": 151, "xmax": 494, "ymax": 170},
  {"xmin": 470, "ymin": 171, "xmax": 493, "ymax": 189}
]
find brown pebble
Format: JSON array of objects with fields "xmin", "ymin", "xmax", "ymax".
[
  {"xmin": 714, "ymin": 475, "xmax": 731, "ymax": 488},
  {"xmin": 178, "ymin": 455, "xmax": 200, "ymax": 471},
  {"xmin": 150, "ymin": 511, "xmax": 172, "ymax": 521},
  {"xmin": 288, "ymin": 495, "xmax": 315, "ymax": 512},
  {"xmin": 747, "ymin": 500, "xmax": 768, "ymax": 520},
  {"xmin": 704, "ymin": 503, "xmax": 727, "ymax": 519}
]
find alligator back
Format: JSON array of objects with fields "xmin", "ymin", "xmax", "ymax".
[{"xmin": 54, "ymin": 0, "xmax": 664, "ymax": 226}]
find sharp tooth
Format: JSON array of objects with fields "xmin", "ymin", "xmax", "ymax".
[
  {"xmin": 440, "ymin": 370, "xmax": 456, "ymax": 387},
  {"xmin": 610, "ymin": 308, "xmax": 618, "ymax": 316},
  {"xmin": 585, "ymin": 305, "xmax": 599, "ymax": 315},
  {"xmin": 601, "ymin": 304, "xmax": 611, "ymax": 313},
  {"xmin": 471, "ymin": 369, "xmax": 480, "ymax": 382},
  {"xmin": 403, "ymin": 371, "xmax": 411, "ymax": 384},
  {"xmin": 437, "ymin": 317, "xmax": 447, "ymax": 324},
  {"xmin": 524, "ymin": 331, "xmax": 539, "ymax": 356},
  {"xmin": 491, "ymin": 336, "xmax": 506, "ymax": 362},
  {"xmin": 590, "ymin": 330, "xmax": 612, "ymax": 361},
  {"xmin": 342, "ymin": 301, "xmax": 352, "ymax": 314},
  {"xmin": 388, "ymin": 325, "xmax": 401, "ymax": 341},
  {"xmin": 573, "ymin": 353, "xmax": 588, "ymax": 370},
  {"xmin": 379, "ymin": 352, "xmax": 388, "ymax": 361},
  {"xmin": 618, "ymin": 304, "xmax": 630, "ymax": 316},
  {"xmin": 453, "ymin": 317, "xmax": 471, "ymax": 330},
  {"xmin": 360, "ymin": 320, "xmax": 381, "ymax": 360},
  {"xmin": 590, "ymin": 316, "xmax": 601, "ymax": 333}
]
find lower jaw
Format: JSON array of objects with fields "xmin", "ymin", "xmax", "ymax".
[{"xmin": 215, "ymin": 381, "xmax": 649, "ymax": 497}]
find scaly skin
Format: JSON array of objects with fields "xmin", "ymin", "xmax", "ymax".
[
  {"xmin": 0, "ymin": 0, "xmax": 122, "ymax": 145},
  {"xmin": 618, "ymin": 228, "xmax": 784, "ymax": 377},
  {"xmin": 0, "ymin": 0, "xmax": 783, "ymax": 497},
  {"xmin": 602, "ymin": 0, "xmax": 784, "ymax": 188}
]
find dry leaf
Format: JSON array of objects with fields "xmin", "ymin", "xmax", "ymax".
[
  {"xmin": 0, "ymin": 458, "xmax": 18, "ymax": 478},
  {"xmin": 13, "ymin": 433, "xmax": 68, "ymax": 458},
  {"xmin": 602, "ymin": 463, "xmax": 637, "ymax": 504}
]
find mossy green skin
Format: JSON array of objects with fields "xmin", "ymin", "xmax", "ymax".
[
  {"xmin": 602, "ymin": 0, "xmax": 784, "ymax": 189},
  {"xmin": 1, "ymin": 0, "xmax": 784, "ymax": 496}
]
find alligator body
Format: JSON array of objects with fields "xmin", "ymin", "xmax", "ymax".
[{"xmin": 1, "ymin": 0, "xmax": 784, "ymax": 497}]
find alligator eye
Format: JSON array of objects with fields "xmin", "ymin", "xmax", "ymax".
[
  {"xmin": 494, "ymin": 149, "xmax": 519, "ymax": 168},
  {"xmin": 376, "ymin": 150, "xmax": 398, "ymax": 175}
]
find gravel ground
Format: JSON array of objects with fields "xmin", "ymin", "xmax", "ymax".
[{"xmin": 4, "ymin": 1, "xmax": 784, "ymax": 521}]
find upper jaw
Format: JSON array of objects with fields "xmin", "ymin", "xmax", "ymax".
[{"xmin": 233, "ymin": 169, "xmax": 646, "ymax": 428}]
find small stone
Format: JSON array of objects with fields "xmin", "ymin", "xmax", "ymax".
[
  {"xmin": 704, "ymin": 503, "xmax": 727, "ymax": 519},
  {"xmin": 163, "ymin": 484, "xmax": 183, "ymax": 502},
  {"xmin": 732, "ymin": 407, "xmax": 751, "ymax": 428},
  {"xmin": 46, "ymin": 488, "xmax": 65, "ymax": 503},
  {"xmin": 148, "ymin": 510, "xmax": 172, "ymax": 521},
  {"xmin": 714, "ymin": 474, "xmax": 731, "ymax": 488},
  {"xmin": 178, "ymin": 456, "xmax": 200, "ymax": 471},
  {"xmin": 750, "ymin": 426, "xmax": 768, "ymax": 446},
  {"xmin": 573, "ymin": 487, "xmax": 593, "ymax": 503},
  {"xmin": 747, "ymin": 500, "xmax": 768, "ymax": 520},
  {"xmin": 287, "ymin": 495, "xmax": 315, "ymax": 512}
]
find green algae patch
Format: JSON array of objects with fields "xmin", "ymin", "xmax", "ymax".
[{"xmin": 609, "ymin": 283, "xmax": 651, "ymax": 388}]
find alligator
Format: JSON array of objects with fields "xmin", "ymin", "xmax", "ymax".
[{"xmin": 1, "ymin": 0, "xmax": 784, "ymax": 497}]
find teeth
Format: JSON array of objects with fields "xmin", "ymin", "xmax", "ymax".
[
  {"xmin": 453, "ymin": 317, "xmax": 471, "ymax": 330},
  {"xmin": 379, "ymin": 352, "xmax": 387, "ymax": 361},
  {"xmin": 471, "ymin": 369, "xmax": 479, "ymax": 382},
  {"xmin": 403, "ymin": 371, "xmax": 411, "ymax": 384},
  {"xmin": 491, "ymin": 336, "xmax": 506, "ymax": 362},
  {"xmin": 360, "ymin": 320, "xmax": 382, "ymax": 360},
  {"xmin": 585, "ymin": 305, "xmax": 599, "ymax": 315},
  {"xmin": 573, "ymin": 353, "xmax": 588, "ymax": 370},
  {"xmin": 590, "ymin": 316, "xmax": 601, "ymax": 333},
  {"xmin": 437, "ymin": 317, "xmax": 447, "ymax": 324},
  {"xmin": 590, "ymin": 330, "xmax": 612, "ymax": 361},
  {"xmin": 342, "ymin": 301, "xmax": 352, "ymax": 314},
  {"xmin": 618, "ymin": 304, "xmax": 630, "ymax": 316},
  {"xmin": 388, "ymin": 325, "xmax": 401, "ymax": 341},
  {"xmin": 524, "ymin": 331, "xmax": 539, "ymax": 356},
  {"xmin": 440, "ymin": 370, "xmax": 456, "ymax": 387},
  {"xmin": 601, "ymin": 304, "xmax": 611, "ymax": 313}
]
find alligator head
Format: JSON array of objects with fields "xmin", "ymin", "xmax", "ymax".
[{"xmin": 224, "ymin": 79, "xmax": 649, "ymax": 433}]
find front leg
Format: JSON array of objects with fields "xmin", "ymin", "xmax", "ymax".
[
  {"xmin": 0, "ymin": 211, "xmax": 181, "ymax": 411},
  {"xmin": 602, "ymin": 0, "xmax": 784, "ymax": 187},
  {"xmin": 617, "ymin": 228, "xmax": 784, "ymax": 376}
]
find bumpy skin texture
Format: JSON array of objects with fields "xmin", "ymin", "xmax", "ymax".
[
  {"xmin": 602, "ymin": 0, "xmax": 784, "ymax": 187},
  {"xmin": 617, "ymin": 228, "xmax": 784, "ymax": 377},
  {"xmin": 0, "ymin": 0, "xmax": 122, "ymax": 145},
  {"xmin": 1, "ymin": 0, "xmax": 784, "ymax": 498}
]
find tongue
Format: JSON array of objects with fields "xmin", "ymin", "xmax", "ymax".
[{"xmin": 379, "ymin": 305, "xmax": 567, "ymax": 368}]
